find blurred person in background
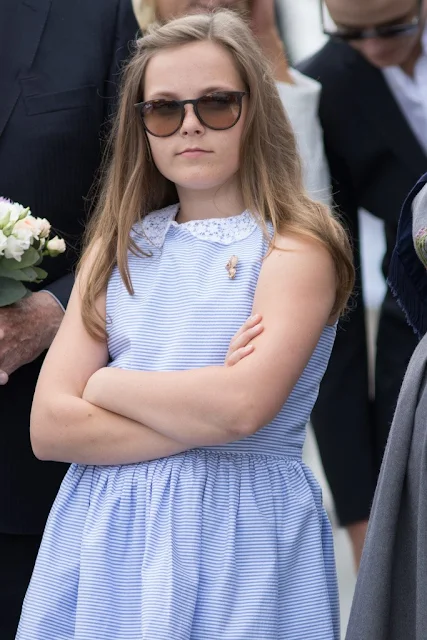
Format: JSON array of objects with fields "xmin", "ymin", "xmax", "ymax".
[
  {"xmin": 301, "ymin": 0, "xmax": 427, "ymax": 568},
  {"xmin": 132, "ymin": 0, "xmax": 332, "ymax": 204},
  {"xmin": 0, "ymin": 1, "xmax": 138, "ymax": 637},
  {"xmin": 346, "ymin": 173, "xmax": 427, "ymax": 640}
]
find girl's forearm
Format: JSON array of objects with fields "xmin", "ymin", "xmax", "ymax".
[
  {"xmin": 30, "ymin": 394, "xmax": 190, "ymax": 465},
  {"xmin": 83, "ymin": 366, "xmax": 256, "ymax": 447}
]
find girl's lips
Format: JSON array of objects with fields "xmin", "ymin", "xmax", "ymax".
[{"xmin": 179, "ymin": 149, "xmax": 212, "ymax": 157}]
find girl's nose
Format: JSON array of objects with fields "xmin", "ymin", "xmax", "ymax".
[{"xmin": 180, "ymin": 103, "xmax": 205, "ymax": 136}]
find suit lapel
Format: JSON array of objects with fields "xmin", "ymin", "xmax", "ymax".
[
  {"xmin": 0, "ymin": 0, "xmax": 52, "ymax": 140},
  {"xmin": 348, "ymin": 49, "xmax": 427, "ymax": 178}
]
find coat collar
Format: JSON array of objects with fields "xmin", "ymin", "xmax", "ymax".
[{"xmin": 0, "ymin": 0, "xmax": 52, "ymax": 140}]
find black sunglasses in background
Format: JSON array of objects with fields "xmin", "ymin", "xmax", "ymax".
[
  {"xmin": 320, "ymin": 0, "xmax": 422, "ymax": 41},
  {"xmin": 135, "ymin": 91, "xmax": 249, "ymax": 138}
]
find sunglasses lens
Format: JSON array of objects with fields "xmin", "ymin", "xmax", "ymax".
[
  {"xmin": 142, "ymin": 101, "xmax": 182, "ymax": 137},
  {"xmin": 337, "ymin": 23, "xmax": 418, "ymax": 41},
  {"xmin": 197, "ymin": 93, "xmax": 241, "ymax": 130}
]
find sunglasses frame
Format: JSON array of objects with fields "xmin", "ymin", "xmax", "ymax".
[
  {"xmin": 135, "ymin": 91, "xmax": 249, "ymax": 138},
  {"xmin": 319, "ymin": 0, "xmax": 422, "ymax": 41}
]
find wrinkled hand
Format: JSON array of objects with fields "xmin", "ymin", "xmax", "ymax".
[
  {"xmin": 0, "ymin": 291, "xmax": 64, "ymax": 385},
  {"xmin": 225, "ymin": 314, "xmax": 263, "ymax": 367}
]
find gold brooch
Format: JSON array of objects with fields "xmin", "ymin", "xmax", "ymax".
[{"xmin": 226, "ymin": 255, "xmax": 238, "ymax": 279}]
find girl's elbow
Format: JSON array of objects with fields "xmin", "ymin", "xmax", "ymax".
[
  {"xmin": 226, "ymin": 397, "xmax": 262, "ymax": 439},
  {"xmin": 30, "ymin": 418, "xmax": 51, "ymax": 461},
  {"xmin": 31, "ymin": 434, "xmax": 50, "ymax": 461},
  {"xmin": 229, "ymin": 396, "xmax": 281, "ymax": 439},
  {"xmin": 30, "ymin": 401, "xmax": 59, "ymax": 460}
]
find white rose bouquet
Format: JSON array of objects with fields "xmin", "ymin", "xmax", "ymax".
[{"xmin": 0, "ymin": 197, "xmax": 66, "ymax": 307}]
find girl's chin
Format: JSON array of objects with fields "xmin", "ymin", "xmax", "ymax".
[
  {"xmin": 175, "ymin": 181, "xmax": 225, "ymax": 191},
  {"xmin": 171, "ymin": 173, "xmax": 230, "ymax": 192}
]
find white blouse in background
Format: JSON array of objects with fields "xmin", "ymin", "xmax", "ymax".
[
  {"xmin": 382, "ymin": 28, "xmax": 427, "ymax": 155},
  {"xmin": 277, "ymin": 69, "xmax": 331, "ymax": 205}
]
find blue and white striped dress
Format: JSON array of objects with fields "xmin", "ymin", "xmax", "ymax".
[{"xmin": 17, "ymin": 205, "xmax": 339, "ymax": 640}]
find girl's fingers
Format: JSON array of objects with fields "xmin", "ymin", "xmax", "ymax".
[
  {"xmin": 230, "ymin": 314, "xmax": 262, "ymax": 344},
  {"xmin": 230, "ymin": 322, "xmax": 263, "ymax": 352},
  {"xmin": 225, "ymin": 344, "xmax": 254, "ymax": 367}
]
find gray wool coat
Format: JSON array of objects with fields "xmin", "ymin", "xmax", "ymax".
[{"xmin": 345, "ymin": 330, "xmax": 427, "ymax": 640}]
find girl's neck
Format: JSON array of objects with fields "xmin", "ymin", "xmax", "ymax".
[{"xmin": 175, "ymin": 180, "xmax": 245, "ymax": 224}]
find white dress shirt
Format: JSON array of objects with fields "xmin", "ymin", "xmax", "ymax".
[
  {"xmin": 383, "ymin": 29, "xmax": 427, "ymax": 154},
  {"xmin": 276, "ymin": 70, "xmax": 331, "ymax": 205}
]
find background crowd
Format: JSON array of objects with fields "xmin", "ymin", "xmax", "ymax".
[{"xmin": 1, "ymin": 0, "xmax": 426, "ymax": 638}]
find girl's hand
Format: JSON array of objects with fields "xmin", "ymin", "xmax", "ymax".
[{"xmin": 225, "ymin": 314, "xmax": 263, "ymax": 367}]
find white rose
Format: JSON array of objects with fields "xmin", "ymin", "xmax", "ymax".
[
  {"xmin": 13, "ymin": 216, "xmax": 40, "ymax": 242},
  {"xmin": 36, "ymin": 217, "xmax": 51, "ymax": 239},
  {"xmin": 9, "ymin": 203, "xmax": 29, "ymax": 224},
  {"xmin": 13, "ymin": 225, "xmax": 34, "ymax": 246},
  {"xmin": 46, "ymin": 236, "xmax": 66, "ymax": 257},
  {"xmin": 4, "ymin": 234, "xmax": 30, "ymax": 261},
  {"xmin": 0, "ymin": 230, "xmax": 7, "ymax": 256}
]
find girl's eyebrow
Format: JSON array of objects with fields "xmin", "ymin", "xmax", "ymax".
[{"xmin": 146, "ymin": 86, "xmax": 238, "ymax": 100}]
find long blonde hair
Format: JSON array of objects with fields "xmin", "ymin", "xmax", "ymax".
[{"xmin": 80, "ymin": 10, "xmax": 355, "ymax": 339}]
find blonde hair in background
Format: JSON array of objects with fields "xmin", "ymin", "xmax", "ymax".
[
  {"xmin": 79, "ymin": 10, "xmax": 355, "ymax": 340},
  {"xmin": 132, "ymin": 0, "xmax": 156, "ymax": 30}
]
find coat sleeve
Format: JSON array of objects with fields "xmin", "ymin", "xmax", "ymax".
[{"xmin": 42, "ymin": 0, "xmax": 139, "ymax": 311}]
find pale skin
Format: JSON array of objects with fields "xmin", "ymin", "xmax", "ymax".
[
  {"xmin": 31, "ymin": 40, "xmax": 338, "ymax": 466},
  {"xmin": 0, "ymin": 0, "xmax": 290, "ymax": 388}
]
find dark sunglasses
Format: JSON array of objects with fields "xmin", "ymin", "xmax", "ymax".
[
  {"xmin": 135, "ymin": 91, "xmax": 248, "ymax": 138},
  {"xmin": 320, "ymin": 0, "xmax": 422, "ymax": 41}
]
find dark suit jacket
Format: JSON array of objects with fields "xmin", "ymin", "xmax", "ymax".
[
  {"xmin": 300, "ymin": 39, "xmax": 426, "ymax": 524},
  {"xmin": 0, "ymin": 0, "xmax": 139, "ymax": 534}
]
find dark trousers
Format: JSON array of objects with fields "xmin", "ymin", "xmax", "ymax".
[
  {"xmin": 0, "ymin": 533, "xmax": 42, "ymax": 639},
  {"xmin": 312, "ymin": 302, "xmax": 419, "ymax": 526}
]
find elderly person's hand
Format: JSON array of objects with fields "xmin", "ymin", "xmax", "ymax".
[{"xmin": 0, "ymin": 291, "xmax": 64, "ymax": 384}]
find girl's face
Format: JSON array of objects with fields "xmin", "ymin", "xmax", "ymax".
[{"xmin": 143, "ymin": 40, "xmax": 248, "ymax": 193}]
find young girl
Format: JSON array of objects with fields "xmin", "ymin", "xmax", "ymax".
[{"xmin": 17, "ymin": 10, "xmax": 354, "ymax": 640}]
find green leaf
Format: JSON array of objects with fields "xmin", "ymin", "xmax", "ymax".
[
  {"xmin": 0, "ymin": 265, "xmax": 38, "ymax": 281},
  {"xmin": 3, "ymin": 247, "xmax": 40, "ymax": 271},
  {"xmin": 0, "ymin": 278, "xmax": 28, "ymax": 306},
  {"xmin": 33, "ymin": 267, "xmax": 48, "ymax": 281}
]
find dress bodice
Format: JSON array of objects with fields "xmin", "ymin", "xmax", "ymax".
[{"xmin": 106, "ymin": 205, "xmax": 336, "ymax": 458}]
